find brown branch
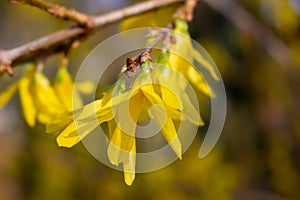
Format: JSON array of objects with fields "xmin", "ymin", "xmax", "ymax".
[
  {"xmin": 202, "ymin": 0, "xmax": 295, "ymax": 72},
  {"xmin": 118, "ymin": 23, "xmax": 174, "ymax": 79},
  {"xmin": 185, "ymin": 0, "xmax": 197, "ymax": 21},
  {"xmin": 0, "ymin": 0, "xmax": 182, "ymax": 75},
  {"xmin": 143, "ymin": 23, "xmax": 174, "ymax": 54},
  {"xmin": 10, "ymin": 0, "xmax": 94, "ymax": 27},
  {"xmin": 174, "ymin": 0, "xmax": 197, "ymax": 21}
]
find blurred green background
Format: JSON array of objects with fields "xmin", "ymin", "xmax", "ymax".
[{"xmin": 0, "ymin": 0, "xmax": 300, "ymax": 199}]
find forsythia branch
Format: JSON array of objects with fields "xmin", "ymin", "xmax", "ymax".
[
  {"xmin": 0, "ymin": 0, "xmax": 182, "ymax": 75},
  {"xmin": 174, "ymin": 0, "xmax": 197, "ymax": 21}
]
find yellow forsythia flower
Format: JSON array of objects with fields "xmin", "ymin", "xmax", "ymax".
[
  {"xmin": 48, "ymin": 61, "xmax": 204, "ymax": 186},
  {"xmin": 53, "ymin": 67, "xmax": 94, "ymax": 111},
  {"xmin": 168, "ymin": 18, "xmax": 219, "ymax": 97},
  {"xmin": 0, "ymin": 64, "xmax": 67, "ymax": 126},
  {"xmin": 31, "ymin": 69, "xmax": 67, "ymax": 124}
]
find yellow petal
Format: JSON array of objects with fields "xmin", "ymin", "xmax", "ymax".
[
  {"xmin": 19, "ymin": 70, "xmax": 37, "ymax": 127},
  {"xmin": 75, "ymin": 81, "xmax": 95, "ymax": 94},
  {"xmin": 146, "ymin": 100, "xmax": 182, "ymax": 159},
  {"xmin": 72, "ymin": 90, "xmax": 84, "ymax": 110},
  {"xmin": 33, "ymin": 72, "xmax": 67, "ymax": 116},
  {"xmin": 54, "ymin": 68, "xmax": 83, "ymax": 110},
  {"xmin": 107, "ymin": 124, "xmax": 136, "ymax": 166},
  {"xmin": 129, "ymin": 92, "xmax": 145, "ymax": 122},
  {"xmin": 142, "ymin": 90, "xmax": 182, "ymax": 159},
  {"xmin": 168, "ymin": 53, "xmax": 215, "ymax": 97},
  {"xmin": 192, "ymin": 48, "xmax": 219, "ymax": 81},
  {"xmin": 107, "ymin": 119, "xmax": 116, "ymax": 139},
  {"xmin": 141, "ymin": 89, "xmax": 182, "ymax": 121},
  {"xmin": 160, "ymin": 85, "xmax": 181, "ymax": 110},
  {"xmin": 107, "ymin": 93, "xmax": 141, "ymax": 168},
  {"xmin": 85, "ymin": 102, "xmax": 114, "ymax": 124},
  {"xmin": 76, "ymin": 100, "xmax": 102, "ymax": 120},
  {"xmin": 56, "ymin": 119, "xmax": 98, "ymax": 147},
  {"xmin": 37, "ymin": 112, "xmax": 54, "ymax": 124},
  {"xmin": 154, "ymin": 67, "xmax": 205, "ymax": 126},
  {"xmin": 107, "ymin": 122, "xmax": 122, "ymax": 166},
  {"xmin": 129, "ymin": 69, "xmax": 153, "ymax": 92},
  {"xmin": 0, "ymin": 82, "xmax": 18, "ymax": 108},
  {"xmin": 47, "ymin": 102, "xmax": 98, "ymax": 134},
  {"xmin": 56, "ymin": 100, "xmax": 113, "ymax": 147},
  {"xmin": 101, "ymin": 92, "xmax": 129, "ymax": 111},
  {"xmin": 186, "ymin": 65, "xmax": 214, "ymax": 97},
  {"xmin": 181, "ymin": 93, "xmax": 204, "ymax": 126},
  {"xmin": 155, "ymin": 70, "xmax": 204, "ymax": 126},
  {"xmin": 167, "ymin": 53, "xmax": 189, "ymax": 91},
  {"xmin": 31, "ymin": 71, "xmax": 67, "ymax": 125},
  {"xmin": 46, "ymin": 112, "xmax": 74, "ymax": 134},
  {"xmin": 100, "ymin": 86, "xmax": 140, "ymax": 118},
  {"xmin": 101, "ymin": 90, "xmax": 113, "ymax": 106},
  {"xmin": 152, "ymin": 65, "xmax": 203, "ymax": 122},
  {"xmin": 171, "ymin": 19, "xmax": 219, "ymax": 94},
  {"xmin": 137, "ymin": 104, "xmax": 149, "ymax": 124},
  {"xmin": 107, "ymin": 97, "xmax": 138, "ymax": 164},
  {"xmin": 113, "ymin": 91, "xmax": 147, "ymax": 135},
  {"xmin": 161, "ymin": 118, "xmax": 182, "ymax": 160},
  {"xmin": 123, "ymin": 139, "xmax": 136, "ymax": 186}
]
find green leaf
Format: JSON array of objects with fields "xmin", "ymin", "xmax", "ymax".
[
  {"xmin": 174, "ymin": 18, "xmax": 189, "ymax": 34},
  {"xmin": 156, "ymin": 51, "xmax": 170, "ymax": 65}
]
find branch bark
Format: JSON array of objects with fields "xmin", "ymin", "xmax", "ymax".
[
  {"xmin": 0, "ymin": 0, "xmax": 182, "ymax": 75},
  {"xmin": 174, "ymin": 0, "xmax": 197, "ymax": 21}
]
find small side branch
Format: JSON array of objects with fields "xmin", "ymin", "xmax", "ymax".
[
  {"xmin": 174, "ymin": 0, "xmax": 197, "ymax": 21},
  {"xmin": 119, "ymin": 23, "xmax": 174, "ymax": 79}
]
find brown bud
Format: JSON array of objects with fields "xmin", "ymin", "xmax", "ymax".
[{"xmin": 126, "ymin": 58, "xmax": 135, "ymax": 71}]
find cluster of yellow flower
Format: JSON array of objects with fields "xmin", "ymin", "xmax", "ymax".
[
  {"xmin": 48, "ymin": 19, "xmax": 217, "ymax": 185},
  {"xmin": 0, "ymin": 62, "xmax": 93, "ymax": 126},
  {"xmin": 0, "ymin": 18, "xmax": 218, "ymax": 186}
]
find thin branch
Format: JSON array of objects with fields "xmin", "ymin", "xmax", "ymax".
[
  {"xmin": 118, "ymin": 23, "xmax": 174, "ymax": 79},
  {"xmin": 0, "ymin": 0, "xmax": 182, "ymax": 75},
  {"xmin": 185, "ymin": 0, "xmax": 197, "ymax": 21},
  {"xmin": 143, "ymin": 23, "xmax": 174, "ymax": 54},
  {"xmin": 174, "ymin": 0, "xmax": 197, "ymax": 21},
  {"xmin": 10, "ymin": 0, "xmax": 94, "ymax": 27},
  {"xmin": 202, "ymin": 0, "xmax": 295, "ymax": 72}
]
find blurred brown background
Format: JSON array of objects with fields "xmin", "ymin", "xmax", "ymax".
[{"xmin": 0, "ymin": 0, "xmax": 300, "ymax": 199}]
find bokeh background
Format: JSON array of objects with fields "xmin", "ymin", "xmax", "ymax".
[{"xmin": 0, "ymin": 0, "xmax": 300, "ymax": 199}]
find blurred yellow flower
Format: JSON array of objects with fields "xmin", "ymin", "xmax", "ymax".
[
  {"xmin": 0, "ymin": 64, "xmax": 67, "ymax": 126},
  {"xmin": 54, "ymin": 67, "xmax": 94, "ymax": 111},
  {"xmin": 32, "ymin": 69, "xmax": 68, "ymax": 125},
  {"xmin": 48, "ymin": 60, "xmax": 204, "ymax": 186}
]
